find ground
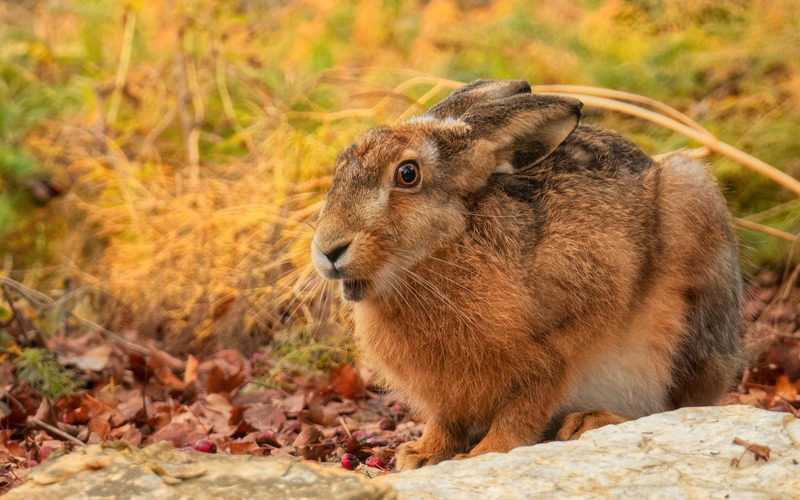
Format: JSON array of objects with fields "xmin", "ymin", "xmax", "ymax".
[{"xmin": 1, "ymin": 268, "xmax": 799, "ymax": 493}]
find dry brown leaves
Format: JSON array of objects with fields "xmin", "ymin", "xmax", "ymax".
[
  {"xmin": 2, "ymin": 269, "xmax": 800, "ymax": 492},
  {"xmin": 0, "ymin": 335, "xmax": 422, "ymax": 493},
  {"xmin": 725, "ymin": 269, "xmax": 800, "ymax": 417}
]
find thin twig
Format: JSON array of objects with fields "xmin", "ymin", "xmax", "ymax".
[
  {"xmin": 71, "ymin": 315, "xmax": 151, "ymax": 357},
  {"xmin": 338, "ymin": 416, "xmax": 352, "ymax": 439},
  {"xmin": 0, "ymin": 278, "xmax": 151, "ymax": 356},
  {"xmin": 28, "ymin": 416, "xmax": 86, "ymax": 447},
  {"xmin": 1, "ymin": 284, "xmax": 46, "ymax": 348}
]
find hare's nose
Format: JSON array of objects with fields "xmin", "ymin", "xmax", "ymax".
[{"xmin": 323, "ymin": 241, "xmax": 351, "ymax": 265}]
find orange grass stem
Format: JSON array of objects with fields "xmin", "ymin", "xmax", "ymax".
[{"xmin": 535, "ymin": 93, "xmax": 800, "ymax": 197}]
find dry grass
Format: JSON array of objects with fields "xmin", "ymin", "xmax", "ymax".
[
  {"xmin": 3, "ymin": 1, "xmax": 799, "ymax": 356},
  {"xmin": 28, "ymin": 75, "xmax": 794, "ymax": 355}
]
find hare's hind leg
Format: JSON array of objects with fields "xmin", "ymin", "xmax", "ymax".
[
  {"xmin": 666, "ymin": 245, "xmax": 743, "ymax": 407},
  {"xmin": 657, "ymin": 153, "xmax": 744, "ymax": 407},
  {"xmin": 555, "ymin": 410, "xmax": 630, "ymax": 440}
]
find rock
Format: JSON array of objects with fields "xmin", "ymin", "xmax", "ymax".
[
  {"xmin": 377, "ymin": 405, "xmax": 800, "ymax": 499},
  {"xmin": 6, "ymin": 405, "xmax": 798, "ymax": 499},
  {"xmin": 5, "ymin": 441, "xmax": 394, "ymax": 500}
]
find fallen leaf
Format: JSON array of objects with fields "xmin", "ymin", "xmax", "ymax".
[
  {"xmin": 731, "ymin": 437, "xmax": 771, "ymax": 467},
  {"xmin": 87, "ymin": 416, "xmax": 111, "ymax": 440},
  {"xmin": 153, "ymin": 366, "xmax": 184, "ymax": 388},
  {"xmin": 243, "ymin": 404, "xmax": 287, "ymax": 432},
  {"xmin": 229, "ymin": 440, "xmax": 259, "ymax": 454},
  {"xmin": 276, "ymin": 392, "xmax": 307, "ymax": 416},
  {"xmin": 303, "ymin": 394, "xmax": 340, "ymax": 426},
  {"xmin": 293, "ymin": 425, "xmax": 321, "ymax": 448},
  {"xmin": 775, "ymin": 375, "xmax": 798, "ymax": 401},
  {"xmin": 329, "ymin": 364, "xmax": 365, "ymax": 400}
]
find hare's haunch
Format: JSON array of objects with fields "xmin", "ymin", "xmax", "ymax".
[{"xmin": 311, "ymin": 79, "xmax": 743, "ymax": 470}]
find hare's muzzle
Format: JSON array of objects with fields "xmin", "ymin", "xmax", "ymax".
[{"xmin": 311, "ymin": 232, "xmax": 370, "ymax": 302}]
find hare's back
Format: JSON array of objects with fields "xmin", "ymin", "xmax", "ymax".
[{"xmin": 538, "ymin": 124, "xmax": 655, "ymax": 179}]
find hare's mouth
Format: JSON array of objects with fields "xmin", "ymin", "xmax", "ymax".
[{"xmin": 342, "ymin": 279, "xmax": 367, "ymax": 302}]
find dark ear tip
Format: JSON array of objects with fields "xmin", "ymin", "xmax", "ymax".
[
  {"xmin": 515, "ymin": 80, "xmax": 532, "ymax": 94},
  {"xmin": 565, "ymin": 96, "xmax": 583, "ymax": 117}
]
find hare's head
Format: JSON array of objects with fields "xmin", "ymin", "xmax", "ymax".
[{"xmin": 311, "ymin": 80, "xmax": 582, "ymax": 301}]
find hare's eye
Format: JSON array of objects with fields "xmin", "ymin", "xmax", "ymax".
[{"xmin": 395, "ymin": 161, "xmax": 420, "ymax": 188}]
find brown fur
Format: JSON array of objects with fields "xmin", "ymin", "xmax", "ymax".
[{"xmin": 310, "ymin": 80, "xmax": 743, "ymax": 470}]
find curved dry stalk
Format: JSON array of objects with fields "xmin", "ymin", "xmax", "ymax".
[
  {"xmin": 391, "ymin": 76, "xmax": 462, "ymax": 95},
  {"xmin": 287, "ymin": 108, "xmax": 376, "ymax": 122},
  {"xmin": 542, "ymin": 93, "xmax": 800, "ymax": 197},
  {"xmin": 736, "ymin": 219, "xmax": 797, "ymax": 242},
  {"xmin": 652, "ymin": 146, "xmax": 710, "ymax": 162},
  {"xmin": 531, "ymin": 84, "xmax": 709, "ymax": 135}
]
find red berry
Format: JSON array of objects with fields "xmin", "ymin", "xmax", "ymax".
[
  {"xmin": 340, "ymin": 453, "xmax": 359, "ymax": 470},
  {"xmin": 392, "ymin": 404, "xmax": 405, "ymax": 413},
  {"xmin": 194, "ymin": 438, "xmax": 217, "ymax": 453},
  {"xmin": 365, "ymin": 455, "xmax": 387, "ymax": 468}
]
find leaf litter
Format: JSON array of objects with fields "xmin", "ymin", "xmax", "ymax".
[{"xmin": 1, "ymin": 268, "xmax": 799, "ymax": 493}]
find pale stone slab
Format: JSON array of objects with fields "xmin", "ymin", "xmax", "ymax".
[
  {"xmin": 5, "ymin": 441, "xmax": 394, "ymax": 500},
  {"xmin": 378, "ymin": 405, "xmax": 800, "ymax": 499},
  {"xmin": 6, "ymin": 405, "xmax": 798, "ymax": 499}
]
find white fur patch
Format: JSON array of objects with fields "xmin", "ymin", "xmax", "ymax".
[
  {"xmin": 403, "ymin": 115, "xmax": 470, "ymax": 130},
  {"xmin": 364, "ymin": 189, "xmax": 389, "ymax": 222},
  {"xmin": 404, "ymin": 115, "xmax": 437, "ymax": 125},
  {"xmin": 493, "ymin": 161, "xmax": 514, "ymax": 175},
  {"xmin": 418, "ymin": 141, "xmax": 439, "ymax": 165},
  {"xmin": 559, "ymin": 329, "xmax": 672, "ymax": 418},
  {"xmin": 439, "ymin": 116, "xmax": 469, "ymax": 128}
]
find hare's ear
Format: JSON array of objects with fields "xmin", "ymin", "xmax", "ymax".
[
  {"xmin": 426, "ymin": 79, "xmax": 532, "ymax": 120},
  {"xmin": 463, "ymin": 93, "xmax": 582, "ymax": 170}
]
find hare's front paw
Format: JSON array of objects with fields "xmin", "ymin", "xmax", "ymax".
[{"xmin": 395, "ymin": 442, "xmax": 452, "ymax": 470}]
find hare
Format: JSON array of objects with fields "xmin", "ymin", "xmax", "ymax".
[{"xmin": 311, "ymin": 79, "xmax": 743, "ymax": 470}]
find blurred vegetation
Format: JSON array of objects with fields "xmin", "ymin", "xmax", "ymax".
[{"xmin": 0, "ymin": 0, "xmax": 799, "ymax": 352}]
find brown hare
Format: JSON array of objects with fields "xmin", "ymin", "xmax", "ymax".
[{"xmin": 311, "ymin": 79, "xmax": 743, "ymax": 470}]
